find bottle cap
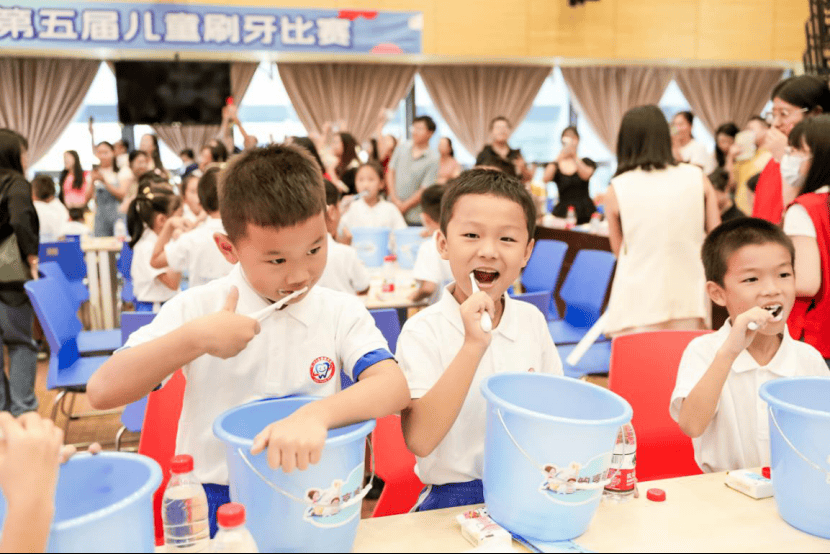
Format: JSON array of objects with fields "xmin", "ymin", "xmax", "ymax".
[
  {"xmin": 384, "ymin": 254, "xmax": 397, "ymax": 262},
  {"xmin": 170, "ymin": 454, "xmax": 194, "ymax": 474},
  {"xmin": 762, "ymin": 467, "xmax": 771, "ymax": 479},
  {"xmin": 646, "ymin": 488, "xmax": 666, "ymax": 502},
  {"xmin": 217, "ymin": 503, "xmax": 246, "ymax": 528}
]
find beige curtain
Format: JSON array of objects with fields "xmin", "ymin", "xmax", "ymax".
[
  {"xmin": 277, "ymin": 62, "xmax": 417, "ymax": 143},
  {"xmin": 674, "ymin": 68, "xmax": 785, "ymax": 133},
  {"xmin": 418, "ymin": 65, "xmax": 551, "ymax": 156},
  {"xmin": 560, "ymin": 66, "xmax": 675, "ymax": 152},
  {"xmin": 154, "ymin": 61, "xmax": 259, "ymax": 154},
  {"xmin": 0, "ymin": 57, "xmax": 100, "ymax": 164}
]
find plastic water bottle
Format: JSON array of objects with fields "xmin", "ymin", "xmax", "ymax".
[
  {"xmin": 589, "ymin": 212, "xmax": 602, "ymax": 234},
  {"xmin": 382, "ymin": 254, "xmax": 397, "ymax": 295},
  {"xmin": 163, "ymin": 455, "xmax": 210, "ymax": 552},
  {"xmin": 603, "ymin": 423, "xmax": 637, "ymax": 504},
  {"xmin": 114, "ymin": 218, "xmax": 127, "ymax": 242},
  {"xmin": 565, "ymin": 206, "xmax": 577, "ymax": 230},
  {"xmin": 211, "ymin": 503, "xmax": 259, "ymax": 553}
]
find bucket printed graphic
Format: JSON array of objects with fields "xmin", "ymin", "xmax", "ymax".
[
  {"xmin": 540, "ymin": 453, "xmax": 612, "ymax": 506},
  {"xmin": 302, "ymin": 465, "xmax": 365, "ymax": 528}
]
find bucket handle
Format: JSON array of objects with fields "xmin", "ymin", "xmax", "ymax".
[
  {"xmin": 236, "ymin": 436, "xmax": 375, "ymax": 511},
  {"xmin": 495, "ymin": 409, "xmax": 616, "ymax": 491},
  {"xmin": 768, "ymin": 407, "xmax": 830, "ymax": 485}
]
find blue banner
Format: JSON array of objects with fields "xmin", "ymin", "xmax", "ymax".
[{"xmin": 0, "ymin": 2, "xmax": 422, "ymax": 54}]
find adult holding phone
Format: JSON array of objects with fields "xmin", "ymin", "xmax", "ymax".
[
  {"xmin": 543, "ymin": 126, "xmax": 597, "ymax": 224},
  {"xmin": 85, "ymin": 142, "xmax": 127, "ymax": 237}
]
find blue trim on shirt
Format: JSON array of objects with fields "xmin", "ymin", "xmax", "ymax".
[{"xmin": 351, "ymin": 348, "xmax": 394, "ymax": 381}]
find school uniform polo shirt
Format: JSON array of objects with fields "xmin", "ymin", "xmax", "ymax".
[
  {"xmin": 412, "ymin": 231, "xmax": 453, "ymax": 304},
  {"xmin": 131, "ymin": 229, "xmax": 179, "ymax": 304},
  {"xmin": 164, "ymin": 217, "xmax": 234, "ymax": 288},
  {"xmin": 396, "ymin": 285, "xmax": 563, "ymax": 485},
  {"xmin": 318, "ymin": 234, "xmax": 370, "ymax": 295},
  {"xmin": 124, "ymin": 265, "xmax": 392, "ymax": 484},
  {"xmin": 339, "ymin": 198, "xmax": 407, "ymax": 234},
  {"xmin": 670, "ymin": 321, "xmax": 829, "ymax": 474}
]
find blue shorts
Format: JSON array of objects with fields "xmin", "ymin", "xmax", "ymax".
[
  {"xmin": 413, "ymin": 480, "xmax": 484, "ymax": 512},
  {"xmin": 203, "ymin": 484, "xmax": 230, "ymax": 538},
  {"xmin": 134, "ymin": 301, "xmax": 161, "ymax": 312}
]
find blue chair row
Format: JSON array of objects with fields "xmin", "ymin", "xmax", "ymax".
[
  {"xmin": 521, "ymin": 239, "xmax": 568, "ymax": 320},
  {"xmin": 39, "ymin": 241, "xmax": 89, "ymax": 307},
  {"xmin": 115, "ymin": 312, "xmax": 157, "ymax": 450},
  {"xmin": 117, "ymin": 242, "xmax": 137, "ymax": 304}
]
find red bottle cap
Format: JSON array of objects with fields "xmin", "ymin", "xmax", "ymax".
[
  {"xmin": 170, "ymin": 454, "xmax": 194, "ymax": 474},
  {"xmin": 384, "ymin": 254, "xmax": 397, "ymax": 262},
  {"xmin": 762, "ymin": 467, "xmax": 771, "ymax": 479},
  {"xmin": 646, "ymin": 488, "xmax": 666, "ymax": 502},
  {"xmin": 217, "ymin": 503, "xmax": 246, "ymax": 528}
]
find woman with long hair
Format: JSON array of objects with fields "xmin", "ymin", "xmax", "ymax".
[
  {"xmin": 139, "ymin": 133, "xmax": 168, "ymax": 178},
  {"xmin": 331, "ymin": 132, "xmax": 360, "ymax": 194},
  {"xmin": 86, "ymin": 141, "xmax": 127, "ymax": 237},
  {"xmin": 58, "ymin": 150, "xmax": 88, "ymax": 208}
]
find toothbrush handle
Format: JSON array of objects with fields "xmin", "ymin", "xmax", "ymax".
[{"xmin": 480, "ymin": 311, "xmax": 492, "ymax": 333}]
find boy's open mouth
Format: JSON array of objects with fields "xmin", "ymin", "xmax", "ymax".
[
  {"xmin": 473, "ymin": 269, "xmax": 499, "ymax": 285},
  {"xmin": 763, "ymin": 304, "xmax": 784, "ymax": 320}
]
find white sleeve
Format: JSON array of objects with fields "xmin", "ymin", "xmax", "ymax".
[
  {"xmin": 347, "ymin": 249, "xmax": 371, "ymax": 293},
  {"xmin": 164, "ymin": 233, "xmax": 192, "ymax": 272},
  {"xmin": 337, "ymin": 298, "xmax": 392, "ymax": 380},
  {"xmin": 131, "ymin": 238, "xmax": 166, "ymax": 283},
  {"xmin": 783, "ymin": 204, "xmax": 817, "ymax": 238},
  {"xmin": 669, "ymin": 340, "xmax": 716, "ymax": 422},
  {"xmin": 412, "ymin": 239, "xmax": 440, "ymax": 284},
  {"xmin": 388, "ymin": 204, "xmax": 408, "ymax": 231},
  {"xmin": 396, "ymin": 322, "xmax": 444, "ymax": 399}
]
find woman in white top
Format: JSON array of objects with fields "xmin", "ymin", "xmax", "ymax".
[
  {"xmin": 672, "ymin": 111, "xmax": 716, "ymax": 175},
  {"xmin": 604, "ymin": 105, "xmax": 721, "ymax": 337}
]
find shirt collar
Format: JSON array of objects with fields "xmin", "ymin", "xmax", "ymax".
[
  {"xmin": 438, "ymin": 283, "xmax": 520, "ymax": 342},
  {"xmin": 228, "ymin": 265, "xmax": 316, "ymax": 327},
  {"xmin": 719, "ymin": 320, "xmax": 796, "ymax": 377}
]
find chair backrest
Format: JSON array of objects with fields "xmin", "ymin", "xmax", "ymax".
[
  {"xmin": 117, "ymin": 242, "xmax": 133, "ymax": 278},
  {"xmin": 138, "ymin": 369, "xmax": 186, "ymax": 546},
  {"xmin": 522, "ymin": 240, "xmax": 568, "ymax": 294},
  {"xmin": 38, "ymin": 261, "xmax": 81, "ymax": 308},
  {"xmin": 120, "ymin": 312, "xmax": 157, "ymax": 433},
  {"xmin": 608, "ymin": 330, "xmax": 711, "ymax": 482},
  {"xmin": 38, "ymin": 240, "xmax": 86, "ymax": 281},
  {"xmin": 559, "ymin": 249, "xmax": 616, "ymax": 327},
  {"xmin": 24, "ymin": 278, "xmax": 82, "ymax": 358},
  {"xmin": 370, "ymin": 309, "xmax": 402, "ymax": 354},
  {"xmin": 372, "ymin": 414, "xmax": 423, "ymax": 517},
  {"xmin": 121, "ymin": 312, "xmax": 157, "ymax": 345},
  {"xmin": 511, "ymin": 290, "xmax": 553, "ymax": 319}
]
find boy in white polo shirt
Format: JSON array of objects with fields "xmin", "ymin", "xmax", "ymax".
[
  {"xmin": 671, "ymin": 218, "xmax": 829, "ymax": 473},
  {"xmin": 318, "ymin": 180, "xmax": 370, "ymax": 295},
  {"xmin": 87, "ymin": 145, "xmax": 410, "ymax": 536},
  {"xmin": 410, "ymin": 184, "xmax": 453, "ymax": 304},
  {"xmin": 397, "ymin": 169, "xmax": 563, "ymax": 511},
  {"xmin": 150, "ymin": 167, "xmax": 234, "ymax": 288}
]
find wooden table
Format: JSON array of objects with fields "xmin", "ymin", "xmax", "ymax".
[
  {"xmin": 81, "ymin": 236, "xmax": 122, "ymax": 330},
  {"xmin": 353, "ymin": 471, "xmax": 830, "ymax": 552},
  {"xmin": 363, "ymin": 268, "xmax": 427, "ymax": 322}
]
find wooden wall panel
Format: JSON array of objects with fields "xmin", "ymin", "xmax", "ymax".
[
  {"xmin": 615, "ymin": 0, "xmax": 698, "ymax": 59},
  {"xmin": 697, "ymin": 0, "xmax": 774, "ymax": 61}
]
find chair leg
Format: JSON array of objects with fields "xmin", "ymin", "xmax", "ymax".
[
  {"xmin": 115, "ymin": 426, "xmax": 126, "ymax": 451},
  {"xmin": 50, "ymin": 390, "xmax": 67, "ymax": 422},
  {"xmin": 61, "ymin": 392, "xmax": 78, "ymax": 436}
]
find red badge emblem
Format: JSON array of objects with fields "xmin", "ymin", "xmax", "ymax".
[{"xmin": 310, "ymin": 357, "xmax": 336, "ymax": 384}]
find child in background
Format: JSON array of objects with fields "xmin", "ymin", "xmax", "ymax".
[
  {"xmin": 410, "ymin": 184, "xmax": 453, "ymax": 304},
  {"xmin": 31, "ymin": 175, "xmax": 69, "ymax": 242},
  {"xmin": 87, "ymin": 145, "xmax": 410, "ymax": 537},
  {"xmin": 318, "ymin": 180, "xmax": 371, "ymax": 295},
  {"xmin": 151, "ymin": 167, "xmax": 234, "ymax": 288},
  {"xmin": 397, "ymin": 169, "xmax": 563, "ymax": 511},
  {"xmin": 127, "ymin": 181, "xmax": 182, "ymax": 312},
  {"xmin": 671, "ymin": 218, "xmax": 828, "ymax": 473},
  {"xmin": 181, "ymin": 173, "xmax": 206, "ymax": 226},
  {"xmin": 709, "ymin": 168, "xmax": 746, "ymax": 223},
  {"xmin": 339, "ymin": 162, "xmax": 406, "ymax": 243},
  {"xmin": 60, "ymin": 208, "xmax": 91, "ymax": 239}
]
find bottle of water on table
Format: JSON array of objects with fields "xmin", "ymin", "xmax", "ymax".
[
  {"xmin": 603, "ymin": 423, "xmax": 637, "ymax": 503},
  {"xmin": 163, "ymin": 454, "xmax": 210, "ymax": 552},
  {"xmin": 212, "ymin": 503, "xmax": 259, "ymax": 553}
]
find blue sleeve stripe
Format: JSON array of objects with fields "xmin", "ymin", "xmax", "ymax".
[{"xmin": 352, "ymin": 348, "xmax": 395, "ymax": 381}]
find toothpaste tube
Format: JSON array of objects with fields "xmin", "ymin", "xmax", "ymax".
[{"xmin": 456, "ymin": 508, "xmax": 512, "ymax": 549}]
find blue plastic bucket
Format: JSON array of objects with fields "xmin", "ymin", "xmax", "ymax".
[
  {"xmin": 213, "ymin": 397, "xmax": 376, "ymax": 553},
  {"xmin": 759, "ymin": 377, "xmax": 830, "ymax": 539},
  {"xmin": 350, "ymin": 227, "xmax": 390, "ymax": 267},
  {"xmin": 393, "ymin": 227, "xmax": 427, "ymax": 270},
  {"xmin": 481, "ymin": 373, "xmax": 632, "ymax": 541},
  {"xmin": 0, "ymin": 452, "xmax": 161, "ymax": 553}
]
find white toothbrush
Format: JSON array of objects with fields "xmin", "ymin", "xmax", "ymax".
[
  {"xmin": 469, "ymin": 273, "xmax": 493, "ymax": 333},
  {"xmin": 748, "ymin": 309, "xmax": 784, "ymax": 331},
  {"xmin": 250, "ymin": 287, "xmax": 308, "ymax": 322}
]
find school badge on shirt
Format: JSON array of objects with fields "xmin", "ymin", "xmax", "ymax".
[{"xmin": 310, "ymin": 356, "xmax": 336, "ymax": 384}]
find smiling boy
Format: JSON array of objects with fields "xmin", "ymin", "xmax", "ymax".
[{"xmin": 396, "ymin": 169, "xmax": 563, "ymax": 511}]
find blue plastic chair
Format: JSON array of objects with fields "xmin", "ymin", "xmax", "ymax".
[
  {"xmin": 341, "ymin": 309, "xmax": 402, "ymax": 390},
  {"xmin": 39, "ymin": 260, "xmax": 89, "ymax": 310},
  {"xmin": 25, "ymin": 279, "xmax": 109, "ymax": 430},
  {"xmin": 556, "ymin": 341, "xmax": 612, "ymax": 379},
  {"xmin": 548, "ymin": 249, "xmax": 616, "ymax": 345},
  {"xmin": 511, "ymin": 290, "xmax": 554, "ymax": 319},
  {"xmin": 115, "ymin": 312, "xmax": 157, "ymax": 450},
  {"xmin": 38, "ymin": 240, "xmax": 87, "ymax": 281},
  {"xmin": 36, "ymin": 263, "xmax": 120, "ymax": 356},
  {"xmin": 117, "ymin": 242, "xmax": 136, "ymax": 303},
  {"xmin": 522, "ymin": 240, "xmax": 568, "ymax": 320}
]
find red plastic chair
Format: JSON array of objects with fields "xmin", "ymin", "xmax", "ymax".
[
  {"xmin": 371, "ymin": 415, "xmax": 424, "ymax": 517},
  {"xmin": 608, "ymin": 330, "xmax": 711, "ymax": 482},
  {"xmin": 137, "ymin": 370, "xmax": 186, "ymax": 547}
]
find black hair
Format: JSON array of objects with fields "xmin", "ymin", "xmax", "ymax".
[
  {"xmin": 420, "ymin": 183, "xmax": 445, "ymax": 223},
  {"xmin": 197, "ymin": 166, "xmax": 221, "ymax": 213},
  {"xmin": 291, "ymin": 136, "xmax": 326, "ymax": 174},
  {"xmin": 414, "ymin": 115, "xmax": 437, "ymax": 133},
  {"xmin": 324, "ymin": 179, "xmax": 341, "ymax": 207},
  {"xmin": 32, "ymin": 175, "xmax": 57, "ymax": 201},
  {"xmin": 615, "ymin": 105, "xmax": 677, "ymax": 176},
  {"xmin": 59, "ymin": 150, "xmax": 84, "ymax": 202},
  {"xmin": 747, "ymin": 172, "xmax": 761, "ymax": 193},
  {"xmin": 203, "ymin": 141, "xmax": 228, "ymax": 164},
  {"xmin": 129, "ymin": 149, "xmax": 149, "ymax": 165},
  {"xmin": 142, "ymin": 134, "xmax": 165, "ymax": 172},
  {"xmin": 95, "ymin": 141, "xmax": 119, "ymax": 172},
  {"xmin": 355, "ymin": 161, "xmax": 385, "ymax": 183},
  {"xmin": 489, "ymin": 116, "xmax": 511, "ymax": 131},
  {"xmin": 441, "ymin": 136, "xmax": 455, "ymax": 157},
  {"xmin": 708, "ymin": 168, "xmax": 730, "ymax": 193},
  {"xmin": 675, "ymin": 111, "xmax": 694, "ymax": 126},
  {"xmin": 702, "ymin": 217, "xmax": 795, "ymax": 286},
  {"xmin": 562, "ymin": 126, "xmax": 580, "ymax": 139},
  {"xmin": 440, "ymin": 169, "xmax": 536, "ymax": 243},
  {"xmin": 126, "ymin": 183, "xmax": 180, "ymax": 249},
  {"xmin": 0, "ymin": 129, "xmax": 24, "ymax": 174},
  {"xmin": 771, "ymin": 75, "xmax": 830, "ymax": 113},
  {"xmin": 179, "ymin": 148, "xmax": 194, "ymax": 160},
  {"xmin": 791, "ymin": 114, "xmax": 830, "ymax": 196},
  {"xmin": 68, "ymin": 207, "xmax": 85, "ymax": 222},
  {"xmin": 115, "ymin": 138, "xmax": 131, "ymax": 151},
  {"xmin": 336, "ymin": 133, "xmax": 359, "ymax": 178},
  {"xmin": 715, "ymin": 122, "xmax": 740, "ymax": 167}
]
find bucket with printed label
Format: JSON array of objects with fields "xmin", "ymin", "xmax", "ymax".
[
  {"xmin": 0, "ymin": 452, "xmax": 161, "ymax": 552},
  {"xmin": 481, "ymin": 373, "xmax": 632, "ymax": 541},
  {"xmin": 760, "ymin": 377, "xmax": 830, "ymax": 539},
  {"xmin": 350, "ymin": 227, "xmax": 390, "ymax": 268},
  {"xmin": 213, "ymin": 397, "xmax": 376, "ymax": 552},
  {"xmin": 393, "ymin": 227, "xmax": 427, "ymax": 270}
]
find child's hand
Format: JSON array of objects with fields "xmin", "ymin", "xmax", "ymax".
[
  {"xmin": 58, "ymin": 442, "xmax": 102, "ymax": 464},
  {"xmin": 722, "ymin": 306, "xmax": 776, "ymax": 357},
  {"xmin": 250, "ymin": 412, "xmax": 328, "ymax": 473},
  {"xmin": 187, "ymin": 287, "xmax": 261, "ymax": 359},
  {"xmin": 0, "ymin": 413, "xmax": 63, "ymax": 508},
  {"xmin": 460, "ymin": 291, "xmax": 495, "ymax": 348}
]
